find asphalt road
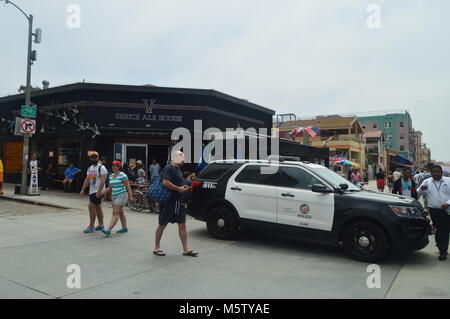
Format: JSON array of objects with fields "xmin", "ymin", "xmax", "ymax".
[{"xmin": 0, "ymin": 199, "xmax": 447, "ymax": 299}]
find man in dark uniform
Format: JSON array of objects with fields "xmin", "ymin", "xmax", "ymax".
[{"xmin": 153, "ymin": 151, "xmax": 198, "ymax": 257}]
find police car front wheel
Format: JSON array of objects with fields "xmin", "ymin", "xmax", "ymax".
[
  {"xmin": 343, "ymin": 220, "xmax": 389, "ymax": 262},
  {"xmin": 206, "ymin": 206, "xmax": 239, "ymax": 240}
]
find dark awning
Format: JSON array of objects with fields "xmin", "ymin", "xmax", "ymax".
[{"xmin": 390, "ymin": 155, "xmax": 414, "ymax": 167}]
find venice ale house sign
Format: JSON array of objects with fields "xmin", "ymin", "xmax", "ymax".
[{"xmin": 114, "ymin": 113, "xmax": 183, "ymax": 123}]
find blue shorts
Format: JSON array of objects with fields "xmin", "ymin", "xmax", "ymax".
[{"xmin": 158, "ymin": 200, "xmax": 186, "ymax": 225}]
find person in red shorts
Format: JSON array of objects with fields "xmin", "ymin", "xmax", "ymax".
[{"xmin": 375, "ymin": 168, "xmax": 386, "ymax": 192}]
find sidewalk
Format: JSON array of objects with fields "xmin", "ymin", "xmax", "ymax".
[
  {"xmin": 0, "ymin": 183, "xmax": 113, "ymax": 211},
  {"xmin": 0, "ymin": 181, "xmax": 449, "ymax": 298}
]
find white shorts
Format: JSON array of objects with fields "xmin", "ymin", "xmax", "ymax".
[{"xmin": 112, "ymin": 193, "xmax": 128, "ymax": 206}]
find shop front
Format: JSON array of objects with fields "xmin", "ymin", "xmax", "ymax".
[{"xmin": 0, "ymin": 83, "xmax": 275, "ymax": 184}]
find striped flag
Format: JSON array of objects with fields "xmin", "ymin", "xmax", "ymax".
[
  {"xmin": 289, "ymin": 127, "xmax": 305, "ymax": 137},
  {"xmin": 305, "ymin": 126, "xmax": 321, "ymax": 137}
]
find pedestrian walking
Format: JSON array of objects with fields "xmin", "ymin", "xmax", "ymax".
[
  {"xmin": 79, "ymin": 151, "xmax": 108, "ymax": 233},
  {"xmin": 418, "ymin": 165, "xmax": 450, "ymax": 261},
  {"xmin": 101, "ymin": 161, "xmax": 133, "ymax": 236},
  {"xmin": 392, "ymin": 168, "xmax": 418, "ymax": 199},
  {"xmin": 375, "ymin": 168, "xmax": 386, "ymax": 192},
  {"xmin": 153, "ymin": 151, "xmax": 198, "ymax": 257}
]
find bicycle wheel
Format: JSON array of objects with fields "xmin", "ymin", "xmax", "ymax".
[{"xmin": 128, "ymin": 191, "xmax": 144, "ymax": 212}]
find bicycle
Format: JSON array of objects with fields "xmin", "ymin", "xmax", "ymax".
[{"xmin": 128, "ymin": 183, "xmax": 159, "ymax": 214}]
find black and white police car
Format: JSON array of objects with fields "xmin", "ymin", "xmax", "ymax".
[{"xmin": 188, "ymin": 156, "xmax": 430, "ymax": 262}]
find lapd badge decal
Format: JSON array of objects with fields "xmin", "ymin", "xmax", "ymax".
[
  {"xmin": 298, "ymin": 204, "xmax": 312, "ymax": 219},
  {"xmin": 300, "ymin": 204, "xmax": 310, "ymax": 214}
]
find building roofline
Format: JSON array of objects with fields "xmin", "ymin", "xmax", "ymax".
[{"xmin": 0, "ymin": 82, "xmax": 275, "ymax": 115}]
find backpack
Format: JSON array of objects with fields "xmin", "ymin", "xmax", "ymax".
[
  {"xmin": 147, "ymin": 168, "xmax": 172, "ymax": 204},
  {"xmin": 93, "ymin": 164, "xmax": 109, "ymax": 187}
]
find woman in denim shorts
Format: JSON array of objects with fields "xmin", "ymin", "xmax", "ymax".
[{"xmin": 101, "ymin": 161, "xmax": 133, "ymax": 236}]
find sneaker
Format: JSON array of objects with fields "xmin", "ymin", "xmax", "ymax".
[
  {"xmin": 102, "ymin": 229, "xmax": 111, "ymax": 236},
  {"xmin": 95, "ymin": 225, "xmax": 104, "ymax": 231},
  {"xmin": 83, "ymin": 226, "xmax": 95, "ymax": 233},
  {"xmin": 439, "ymin": 252, "xmax": 448, "ymax": 261},
  {"xmin": 116, "ymin": 228, "xmax": 128, "ymax": 234}
]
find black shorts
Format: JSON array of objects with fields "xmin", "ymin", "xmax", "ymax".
[
  {"xmin": 89, "ymin": 193, "xmax": 103, "ymax": 206},
  {"xmin": 158, "ymin": 200, "xmax": 186, "ymax": 226}
]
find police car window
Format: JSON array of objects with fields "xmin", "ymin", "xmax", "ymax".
[
  {"xmin": 280, "ymin": 167, "xmax": 324, "ymax": 190},
  {"xmin": 235, "ymin": 165, "xmax": 281, "ymax": 186},
  {"xmin": 198, "ymin": 163, "xmax": 233, "ymax": 180}
]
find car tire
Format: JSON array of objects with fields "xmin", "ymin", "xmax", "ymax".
[
  {"xmin": 206, "ymin": 206, "xmax": 239, "ymax": 240},
  {"xmin": 343, "ymin": 220, "xmax": 389, "ymax": 262}
]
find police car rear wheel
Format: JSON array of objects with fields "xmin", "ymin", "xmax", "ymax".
[
  {"xmin": 207, "ymin": 206, "xmax": 238, "ymax": 240},
  {"xmin": 343, "ymin": 221, "xmax": 388, "ymax": 262}
]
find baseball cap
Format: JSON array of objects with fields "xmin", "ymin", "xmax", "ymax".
[
  {"xmin": 89, "ymin": 151, "xmax": 99, "ymax": 157},
  {"xmin": 112, "ymin": 161, "xmax": 122, "ymax": 166},
  {"xmin": 136, "ymin": 160, "xmax": 143, "ymax": 164}
]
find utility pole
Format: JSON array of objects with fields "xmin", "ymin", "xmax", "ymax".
[{"xmin": 3, "ymin": 0, "xmax": 42, "ymax": 195}]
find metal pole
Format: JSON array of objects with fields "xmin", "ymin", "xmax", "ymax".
[{"xmin": 20, "ymin": 14, "xmax": 33, "ymax": 195}]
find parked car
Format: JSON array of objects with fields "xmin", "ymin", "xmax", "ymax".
[{"xmin": 188, "ymin": 156, "xmax": 430, "ymax": 262}]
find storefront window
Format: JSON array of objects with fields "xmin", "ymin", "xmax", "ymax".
[
  {"xmin": 59, "ymin": 139, "xmax": 81, "ymax": 168},
  {"xmin": 30, "ymin": 141, "xmax": 43, "ymax": 160}
]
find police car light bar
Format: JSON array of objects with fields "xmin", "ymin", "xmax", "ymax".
[{"xmin": 267, "ymin": 155, "xmax": 301, "ymax": 162}]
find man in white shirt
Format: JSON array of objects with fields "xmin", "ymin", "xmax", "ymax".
[
  {"xmin": 80, "ymin": 151, "xmax": 108, "ymax": 234},
  {"xmin": 418, "ymin": 165, "xmax": 450, "ymax": 261}
]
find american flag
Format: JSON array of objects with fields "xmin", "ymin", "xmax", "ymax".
[
  {"xmin": 304, "ymin": 126, "xmax": 321, "ymax": 137},
  {"xmin": 289, "ymin": 127, "xmax": 305, "ymax": 137}
]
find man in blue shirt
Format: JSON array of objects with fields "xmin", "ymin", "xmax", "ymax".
[
  {"xmin": 63, "ymin": 163, "xmax": 81, "ymax": 192},
  {"xmin": 153, "ymin": 151, "xmax": 198, "ymax": 257}
]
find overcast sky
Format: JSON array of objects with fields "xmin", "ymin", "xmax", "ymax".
[{"xmin": 1, "ymin": 0, "xmax": 449, "ymax": 161}]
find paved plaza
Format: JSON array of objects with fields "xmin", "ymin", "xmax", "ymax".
[{"xmin": 0, "ymin": 182, "xmax": 449, "ymax": 299}]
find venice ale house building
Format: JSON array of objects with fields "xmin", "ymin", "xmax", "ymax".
[{"xmin": 0, "ymin": 82, "xmax": 328, "ymax": 187}]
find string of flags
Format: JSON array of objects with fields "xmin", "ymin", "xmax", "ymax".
[{"xmin": 289, "ymin": 126, "xmax": 321, "ymax": 137}]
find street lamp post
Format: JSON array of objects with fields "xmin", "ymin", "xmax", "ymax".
[{"xmin": 3, "ymin": 0, "xmax": 42, "ymax": 195}]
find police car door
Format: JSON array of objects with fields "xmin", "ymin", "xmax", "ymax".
[
  {"xmin": 277, "ymin": 166, "xmax": 334, "ymax": 231},
  {"xmin": 226, "ymin": 164, "xmax": 280, "ymax": 223}
]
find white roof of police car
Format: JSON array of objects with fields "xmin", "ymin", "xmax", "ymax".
[{"xmin": 211, "ymin": 159, "xmax": 324, "ymax": 169}]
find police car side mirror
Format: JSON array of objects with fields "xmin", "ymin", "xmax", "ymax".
[
  {"xmin": 339, "ymin": 183, "xmax": 349, "ymax": 190},
  {"xmin": 312, "ymin": 184, "xmax": 333, "ymax": 193}
]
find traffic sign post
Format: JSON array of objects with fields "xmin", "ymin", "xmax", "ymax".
[{"xmin": 21, "ymin": 105, "xmax": 36, "ymax": 118}]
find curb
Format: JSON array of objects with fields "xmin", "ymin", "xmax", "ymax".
[{"xmin": 0, "ymin": 195, "xmax": 71, "ymax": 210}]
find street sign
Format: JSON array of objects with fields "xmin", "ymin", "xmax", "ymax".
[
  {"xmin": 20, "ymin": 119, "xmax": 36, "ymax": 135},
  {"xmin": 21, "ymin": 105, "xmax": 36, "ymax": 118}
]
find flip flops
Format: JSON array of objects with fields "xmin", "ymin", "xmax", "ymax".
[
  {"xmin": 153, "ymin": 250, "xmax": 166, "ymax": 256},
  {"xmin": 183, "ymin": 250, "xmax": 199, "ymax": 257}
]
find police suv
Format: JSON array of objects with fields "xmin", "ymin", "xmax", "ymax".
[{"xmin": 188, "ymin": 156, "xmax": 430, "ymax": 262}]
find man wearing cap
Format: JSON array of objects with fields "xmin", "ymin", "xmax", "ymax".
[
  {"xmin": 153, "ymin": 151, "xmax": 198, "ymax": 257},
  {"xmin": 80, "ymin": 151, "xmax": 108, "ymax": 233}
]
